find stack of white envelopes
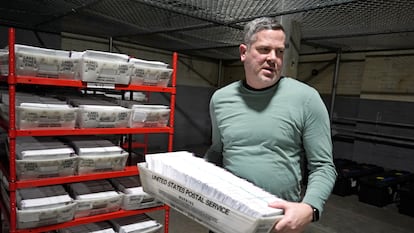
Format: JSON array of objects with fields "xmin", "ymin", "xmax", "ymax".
[{"xmin": 138, "ymin": 151, "xmax": 284, "ymax": 233}]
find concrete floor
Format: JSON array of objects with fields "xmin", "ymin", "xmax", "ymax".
[{"xmin": 148, "ymin": 194, "xmax": 414, "ymax": 233}]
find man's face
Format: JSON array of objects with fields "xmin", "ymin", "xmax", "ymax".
[{"xmin": 239, "ymin": 29, "xmax": 285, "ymax": 89}]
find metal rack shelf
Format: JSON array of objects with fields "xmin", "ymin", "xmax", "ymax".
[{"xmin": 0, "ymin": 27, "xmax": 177, "ymax": 233}]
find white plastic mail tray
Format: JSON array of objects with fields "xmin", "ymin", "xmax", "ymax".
[
  {"xmin": 58, "ymin": 221, "xmax": 116, "ymax": 233},
  {"xmin": 0, "ymin": 49, "xmax": 8, "ymax": 76},
  {"xmin": 77, "ymin": 152, "xmax": 128, "ymax": 175},
  {"xmin": 15, "ymin": 136, "xmax": 75, "ymax": 160},
  {"xmin": 121, "ymin": 187, "xmax": 163, "ymax": 211},
  {"xmin": 138, "ymin": 162, "xmax": 283, "ymax": 233},
  {"xmin": 16, "ymin": 156, "xmax": 78, "ymax": 180},
  {"xmin": 76, "ymin": 105, "xmax": 131, "ymax": 128},
  {"xmin": 16, "ymin": 103, "xmax": 77, "ymax": 129},
  {"xmin": 110, "ymin": 176, "xmax": 163, "ymax": 210},
  {"xmin": 110, "ymin": 214, "xmax": 162, "ymax": 233},
  {"xmin": 17, "ymin": 202, "xmax": 77, "ymax": 229},
  {"xmin": 78, "ymin": 50, "xmax": 131, "ymax": 84},
  {"xmin": 15, "ymin": 185, "xmax": 76, "ymax": 229},
  {"xmin": 2, "ymin": 44, "xmax": 79, "ymax": 79},
  {"xmin": 73, "ymin": 191, "xmax": 124, "ymax": 218},
  {"xmin": 129, "ymin": 58, "xmax": 172, "ymax": 87},
  {"xmin": 129, "ymin": 105, "xmax": 170, "ymax": 128}
]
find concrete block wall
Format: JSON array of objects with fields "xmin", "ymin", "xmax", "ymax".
[{"xmin": 305, "ymin": 51, "xmax": 414, "ymax": 172}]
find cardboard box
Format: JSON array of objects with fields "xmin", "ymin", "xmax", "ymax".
[{"xmin": 138, "ymin": 163, "xmax": 283, "ymax": 233}]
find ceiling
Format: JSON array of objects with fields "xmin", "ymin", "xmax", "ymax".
[{"xmin": 1, "ymin": 0, "xmax": 414, "ymax": 60}]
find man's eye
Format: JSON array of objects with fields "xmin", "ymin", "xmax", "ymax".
[{"xmin": 258, "ymin": 48, "xmax": 270, "ymax": 53}]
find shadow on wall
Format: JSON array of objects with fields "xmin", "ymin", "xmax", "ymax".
[{"xmin": 143, "ymin": 85, "xmax": 216, "ymax": 153}]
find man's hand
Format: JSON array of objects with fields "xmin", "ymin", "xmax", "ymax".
[{"xmin": 268, "ymin": 201, "xmax": 313, "ymax": 233}]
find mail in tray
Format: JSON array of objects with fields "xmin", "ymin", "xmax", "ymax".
[{"xmin": 138, "ymin": 151, "xmax": 284, "ymax": 233}]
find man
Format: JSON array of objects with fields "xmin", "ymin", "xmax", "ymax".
[{"xmin": 205, "ymin": 17, "xmax": 337, "ymax": 233}]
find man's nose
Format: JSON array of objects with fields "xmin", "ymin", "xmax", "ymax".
[{"xmin": 267, "ymin": 50, "xmax": 278, "ymax": 63}]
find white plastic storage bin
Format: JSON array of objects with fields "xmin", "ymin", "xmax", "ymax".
[
  {"xmin": 15, "ymin": 185, "xmax": 77, "ymax": 229},
  {"xmin": 64, "ymin": 136, "xmax": 129, "ymax": 175},
  {"xmin": 76, "ymin": 105, "xmax": 131, "ymax": 128},
  {"xmin": 110, "ymin": 176, "xmax": 163, "ymax": 210},
  {"xmin": 0, "ymin": 44, "xmax": 78, "ymax": 79},
  {"xmin": 0, "ymin": 49, "xmax": 8, "ymax": 76},
  {"xmin": 110, "ymin": 214, "xmax": 162, "ymax": 233},
  {"xmin": 76, "ymin": 50, "xmax": 131, "ymax": 84},
  {"xmin": 15, "ymin": 157, "xmax": 78, "ymax": 180},
  {"xmin": 13, "ymin": 136, "xmax": 78, "ymax": 180},
  {"xmin": 16, "ymin": 103, "xmax": 77, "ymax": 129},
  {"xmin": 58, "ymin": 221, "xmax": 116, "ymax": 233},
  {"xmin": 129, "ymin": 58, "xmax": 172, "ymax": 87},
  {"xmin": 77, "ymin": 153, "xmax": 128, "ymax": 175},
  {"xmin": 0, "ymin": 92, "xmax": 77, "ymax": 130},
  {"xmin": 129, "ymin": 105, "xmax": 170, "ymax": 128},
  {"xmin": 68, "ymin": 180, "xmax": 124, "ymax": 218}
]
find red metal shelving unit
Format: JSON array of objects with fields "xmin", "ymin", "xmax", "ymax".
[{"xmin": 0, "ymin": 28, "xmax": 177, "ymax": 233}]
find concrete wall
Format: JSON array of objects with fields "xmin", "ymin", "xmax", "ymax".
[
  {"xmin": 299, "ymin": 50, "xmax": 414, "ymax": 172},
  {"xmin": 298, "ymin": 50, "xmax": 414, "ymax": 101}
]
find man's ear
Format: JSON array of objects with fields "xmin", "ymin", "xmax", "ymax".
[{"xmin": 239, "ymin": 44, "xmax": 247, "ymax": 61}]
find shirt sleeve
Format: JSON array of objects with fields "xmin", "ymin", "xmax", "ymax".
[
  {"xmin": 301, "ymin": 90, "xmax": 338, "ymax": 214},
  {"xmin": 204, "ymin": 95, "xmax": 224, "ymax": 167}
]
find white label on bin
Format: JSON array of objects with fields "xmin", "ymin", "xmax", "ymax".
[{"xmin": 87, "ymin": 82, "xmax": 115, "ymax": 89}]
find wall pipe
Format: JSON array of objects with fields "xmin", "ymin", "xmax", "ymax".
[
  {"xmin": 329, "ymin": 49, "xmax": 342, "ymax": 125},
  {"xmin": 218, "ymin": 59, "xmax": 223, "ymax": 88},
  {"xmin": 109, "ymin": 36, "xmax": 113, "ymax": 52}
]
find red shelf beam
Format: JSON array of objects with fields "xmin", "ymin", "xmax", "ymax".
[
  {"xmin": 13, "ymin": 127, "xmax": 173, "ymax": 137},
  {"xmin": 0, "ymin": 76, "xmax": 177, "ymax": 93},
  {"xmin": 9, "ymin": 166, "xmax": 138, "ymax": 189}
]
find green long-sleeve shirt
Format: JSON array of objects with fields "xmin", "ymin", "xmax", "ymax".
[{"xmin": 205, "ymin": 77, "xmax": 337, "ymax": 213}]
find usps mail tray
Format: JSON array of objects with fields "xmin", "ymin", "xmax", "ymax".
[{"xmin": 138, "ymin": 162, "xmax": 282, "ymax": 233}]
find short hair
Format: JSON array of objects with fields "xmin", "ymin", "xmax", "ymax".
[{"xmin": 243, "ymin": 17, "xmax": 285, "ymax": 46}]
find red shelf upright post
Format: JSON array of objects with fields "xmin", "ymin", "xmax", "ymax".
[
  {"xmin": 168, "ymin": 52, "xmax": 177, "ymax": 152},
  {"xmin": 7, "ymin": 27, "xmax": 18, "ymax": 232},
  {"xmin": 162, "ymin": 52, "xmax": 178, "ymax": 233}
]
